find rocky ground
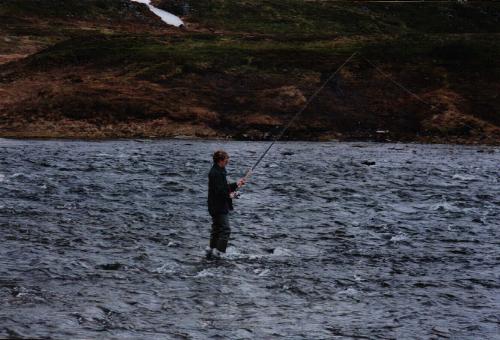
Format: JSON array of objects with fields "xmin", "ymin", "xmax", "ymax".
[{"xmin": 0, "ymin": 0, "xmax": 499, "ymax": 143}]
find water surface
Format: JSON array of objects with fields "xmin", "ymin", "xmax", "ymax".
[{"xmin": 0, "ymin": 139, "xmax": 499, "ymax": 339}]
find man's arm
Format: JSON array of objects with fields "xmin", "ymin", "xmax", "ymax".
[{"xmin": 229, "ymin": 178, "xmax": 246, "ymax": 192}]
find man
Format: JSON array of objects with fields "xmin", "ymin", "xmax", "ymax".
[{"xmin": 206, "ymin": 150, "xmax": 246, "ymax": 259}]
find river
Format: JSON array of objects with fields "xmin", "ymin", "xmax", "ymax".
[{"xmin": 0, "ymin": 139, "xmax": 499, "ymax": 338}]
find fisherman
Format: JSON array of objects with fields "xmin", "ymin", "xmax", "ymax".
[{"xmin": 206, "ymin": 150, "xmax": 246, "ymax": 259}]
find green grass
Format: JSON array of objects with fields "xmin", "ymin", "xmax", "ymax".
[
  {"xmin": 181, "ymin": 0, "xmax": 500, "ymax": 35},
  {"xmin": 0, "ymin": 0, "xmax": 156, "ymax": 39},
  {"xmin": 360, "ymin": 34, "xmax": 500, "ymax": 74},
  {"xmin": 0, "ymin": 0, "xmax": 133, "ymax": 19},
  {"xmin": 24, "ymin": 32, "xmax": 499, "ymax": 78},
  {"xmin": 23, "ymin": 34, "xmax": 359, "ymax": 75}
]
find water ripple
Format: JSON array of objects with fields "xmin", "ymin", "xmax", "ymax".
[{"xmin": 0, "ymin": 140, "xmax": 498, "ymax": 338}]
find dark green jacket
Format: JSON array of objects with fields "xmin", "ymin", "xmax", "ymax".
[{"xmin": 208, "ymin": 163, "xmax": 238, "ymax": 216}]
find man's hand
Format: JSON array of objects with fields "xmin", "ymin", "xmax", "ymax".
[{"xmin": 237, "ymin": 178, "xmax": 246, "ymax": 188}]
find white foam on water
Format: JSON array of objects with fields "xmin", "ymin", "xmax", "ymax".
[
  {"xmin": 224, "ymin": 246, "xmax": 249, "ymax": 260},
  {"xmin": 131, "ymin": 0, "xmax": 184, "ymax": 27},
  {"xmin": 0, "ymin": 174, "xmax": 4, "ymax": 182},
  {"xmin": 224, "ymin": 246, "xmax": 294, "ymax": 261},
  {"xmin": 390, "ymin": 234, "xmax": 408, "ymax": 242},
  {"xmin": 153, "ymin": 262, "xmax": 178, "ymax": 274},
  {"xmin": 258, "ymin": 269, "xmax": 270, "ymax": 277},
  {"xmin": 194, "ymin": 269, "xmax": 216, "ymax": 278},
  {"xmin": 271, "ymin": 246, "xmax": 293, "ymax": 256},
  {"xmin": 166, "ymin": 241, "xmax": 177, "ymax": 247},
  {"xmin": 253, "ymin": 268, "xmax": 271, "ymax": 277},
  {"xmin": 78, "ymin": 261, "xmax": 91, "ymax": 269},
  {"xmin": 431, "ymin": 202, "xmax": 461, "ymax": 213},
  {"xmin": 338, "ymin": 287, "xmax": 359, "ymax": 296},
  {"xmin": 452, "ymin": 174, "xmax": 477, "ymax": 181}
]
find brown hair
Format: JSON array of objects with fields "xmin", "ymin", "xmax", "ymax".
[{"xmin": 213, "ymin": 150, "xmax": 229, "ymax": 163}]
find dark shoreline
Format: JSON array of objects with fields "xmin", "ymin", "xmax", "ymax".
[{"xmin": 1, "ymin": 135, "xmax": 499, "ymax": 147}]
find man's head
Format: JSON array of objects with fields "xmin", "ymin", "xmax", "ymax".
[{"xmin": 213, "ymin": 150, "xmax": 229, "ymax": 168}]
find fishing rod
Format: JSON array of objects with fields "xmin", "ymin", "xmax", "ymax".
[
  {"xmin": 232, "ymin": 52, "xmax": 452, "ymax": 198},
  {"xmin": 241, "ymin": 51, "xmax": 358, "ymax": 182}
]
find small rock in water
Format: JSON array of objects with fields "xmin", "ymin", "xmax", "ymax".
[
  {"xmin": 97, "ymin": 263, "xmax": 123, "ymax": 271},
  {"xmin": 477, "ymin": 149, "xmax": 494, "ymax": 154}
]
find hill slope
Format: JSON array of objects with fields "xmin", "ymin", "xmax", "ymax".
[{"xmin": 1, "ymin": 0, "xmax": 499, "ymax": 143}]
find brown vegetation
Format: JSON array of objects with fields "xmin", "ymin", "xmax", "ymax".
[{"xmin": 0, "ymin": 0, "xmax": 499, "ymax": 144}]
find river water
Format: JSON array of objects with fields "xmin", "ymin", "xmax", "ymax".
[{"xmin": 0, "ymin": 139, "xmax": 498, "ymax": 339}]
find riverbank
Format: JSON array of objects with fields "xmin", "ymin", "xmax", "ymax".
[
  {"xmin": 1, "ymin": 130, "xmax": 498, "ymax": 146},
  {"xmin": 0, "ymin": 0, "xmax": 499, "ymax": 144}
]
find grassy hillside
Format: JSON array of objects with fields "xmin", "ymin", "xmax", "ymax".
[
  {"xmin": 157, "ymin": 0, "xmax": 500, "ymax": 35},
  {"xmin": 0, "ymin": 0, "xmax": 168, "ymax": 38},
  {"xmin": 1, "ymin": 0, "xmax": 144, "ymax": 19},
  {"xmin": 0, "ymin": 0, "xmax": 499, "ymax": 143}
]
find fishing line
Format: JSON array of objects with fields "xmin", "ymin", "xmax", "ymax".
[
  {"xmin": 237, "ymin": 52, "xmax": 453, "ymax": 188},
  {"xmin": 362, "ymin": 56, "xmax": 475, "ymax": 133},
  {"xmin": 362, "ymin": 56, "xmax": 435, "ymax": 109},
  {"xmin": 242, "ymin": 51, "xmax": 358, "ymax": 181}
]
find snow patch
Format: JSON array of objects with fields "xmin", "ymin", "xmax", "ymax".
[{"xmin": 132, "ymin": 0, "xmax": 184, "ymax": 27}]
